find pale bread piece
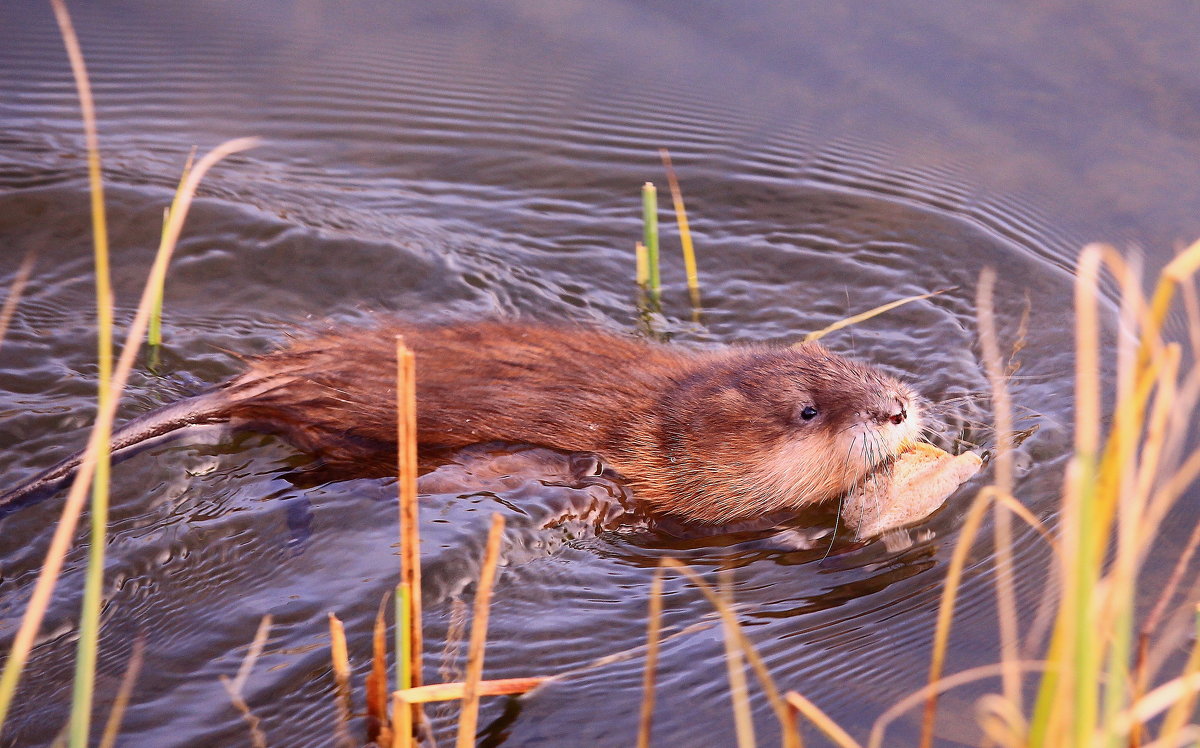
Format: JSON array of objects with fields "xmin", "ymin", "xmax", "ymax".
[{"xmin": 841, "ymin": 442, "xmax": 982, "ymax": 538}]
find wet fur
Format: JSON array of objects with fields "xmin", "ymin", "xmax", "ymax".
[{"xmin": 1, "ymin": 319, "xmax": 921, "ymax": 523}]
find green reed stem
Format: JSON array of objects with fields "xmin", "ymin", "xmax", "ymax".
[
  {"xmin": 642, "ymin": 182, "xmax": 660, "ymax": 300},
  {"xmin": 48, "ymin": 0, "xmax": 112, "ymax": 744},
  {"xmin": 149, "ymin": 149, "xmax": 197, "ymax": 350},
  {"xmin": 398, "ymin": 582, "xmax": 411, "ymax": 692}
]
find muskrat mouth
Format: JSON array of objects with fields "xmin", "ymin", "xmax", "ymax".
[{"xmin": 859, "ymin": 438, "xmax": 921, "ymax": 483}]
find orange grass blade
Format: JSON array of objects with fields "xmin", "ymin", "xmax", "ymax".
[
  {"xmin": 328, "ymin": 612, "xmax": 353, "ymax": 748},
  {"xmin": 396, "ymin": 338, "xmax": 423, "ymax": 690},
  {"xmin": 367, "ymin": 596, "xmax": 392, "ymax": 744},
  {"xmin": 456, "ymin": 513, "xmax": 506, "ymax": 748},
  {"xmin": 393, "ymin": 691, "xmax": 413, "ymax": 748},
  {"xmin": 0, "ymin": 253, "xmax": 35, "ymax": 350}
]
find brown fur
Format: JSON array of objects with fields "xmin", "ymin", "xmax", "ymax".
[{"xmin": 218, "ymin": 319, "xmax": 921, "ymax": 523}]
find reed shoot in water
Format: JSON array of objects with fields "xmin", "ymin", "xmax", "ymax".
[
  {"xmin": 642, "ymin": 181, "xmax": 660, "ymax": 299},
  {"xmin": 149, "ymin": 147, "xmax": 197, "ymax": 351}
]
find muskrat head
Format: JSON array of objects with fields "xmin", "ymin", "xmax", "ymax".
[{"xmin": 654, "ymin": 343, "xmax": 922, "ymax": 521}]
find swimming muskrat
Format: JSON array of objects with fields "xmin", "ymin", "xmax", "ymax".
[{"xmin": 0, "ymin": 319, "xmax": 923, "ymax": 523}]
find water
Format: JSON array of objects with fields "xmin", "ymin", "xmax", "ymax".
[{"xmin": 0, "ymin": 0, "xmax": 1197, "ymax": 745}]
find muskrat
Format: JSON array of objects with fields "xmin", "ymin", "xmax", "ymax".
[{"xmin": 0, "ymin": 319, "xmax": 922, "ymax": 523}]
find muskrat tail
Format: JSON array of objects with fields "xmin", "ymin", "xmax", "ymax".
[{"xmin": 0, "ymin": 389, "xmax": 233, "ymax": 514}]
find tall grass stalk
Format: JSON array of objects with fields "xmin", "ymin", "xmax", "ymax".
[
  {"xmin": 48, "ymin": 0, "xmax": 114, "ymax": 742},
  {"xmin": 977, "ymin": 269, "xmax": 1022, "ymax": 718},
  {"xmin": 396, "ymin": 338, "xmax": 423, "ymax": 689},
  {"xmin": 0, "ymin": 136, "xmax": 257, "ymax": 734},
  {"xmin": 456, "ymin": 512, "xmax": 506, "ymax": 748},
  {"xmin": 915, "ymin": 239, "xmax": 1200, "ymax": 747}
]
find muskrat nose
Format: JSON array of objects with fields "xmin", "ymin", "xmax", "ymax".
[{"xmin": 888, "ymin": 398, "xmax": 908, "ymax": 426}]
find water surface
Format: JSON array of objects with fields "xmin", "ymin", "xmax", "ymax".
[{"xmin": 1, "ymin": 1, "xmax": 1198, "ymax": 745}]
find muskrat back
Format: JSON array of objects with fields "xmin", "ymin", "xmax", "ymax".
[{"xmin": 1, "ymin": 319, "xmax": 922, "ymax": 523}]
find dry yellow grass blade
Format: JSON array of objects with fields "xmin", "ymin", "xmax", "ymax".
[
  {"xmin": 874, "ymin": 661, "xmax": 1048, "ymax": 748},
  {"xmin": 395, "ymin": 677, "xmax": 546, "ymax": 704},
  {"xmin": 221, "ymin": 616, "xmax": 272, "ymax": 748},
  {"xmin": 0, "ymin": 136, "xmax": 258, "ymax": 732},
  {"xmin": 918, "ymin": 486, "xmax": 998, "ymax": 748},
  {"xmin": 97, "ymin": 636, "xmax": 144, "ymax": 748},
  {"xmin": 800, "ymin": 289, "xmax": 948, "ymax": 344},
  {"xmin": 974, "ymin": 693, "xmax": 1027, "ymax": 748},
  {"xmin": 635, "ymin": 242, "xmax": 649, "ymax": 287},
  {"xmin": 1111, "ymin": 671, "xmax": 1200, "ymax": 740},
  {"xmin": 658, "ymin": 148, "xmax": 700, "ymax": 308},
  {"xmin": 976, "ymin": 269, "xmax": 1022, "ymax": 717},
  {"xmin": 0, "ymin": 253, "xmax": 34, "ymax": 350},
  {"xmin": 785, "ymin": 692, "xmax": 860, "ymax": 748},
  {"xmin": 660, "ymin": 559, "xmax": 794, "ymax": 746},
  {"xmin": 456, "ymin": 513, "xmax": 506, "ymax": 748},
  {"xmin": 393, "ymin": 691, "xmax": 414, "ymax": 748},
  {"xmin": 1155, "ymin": 607, "xmax": 1200, "ymax": 745},
  {"xmin": 637, "ymin": 567, "xmax": 664, "ymax": 748},
  {"xmin": 718, "ymin": 568, "xmax": 756, "ymax": 748}
]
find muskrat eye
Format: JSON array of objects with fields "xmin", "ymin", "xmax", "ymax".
[{"xmin": 799, "ymin": 406, "xmax": 819, "ymax": 421}]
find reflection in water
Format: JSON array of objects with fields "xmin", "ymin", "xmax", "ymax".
[{"xmin": 0, "ymin": 0, "xmax": 1193, "ymax": 744}]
